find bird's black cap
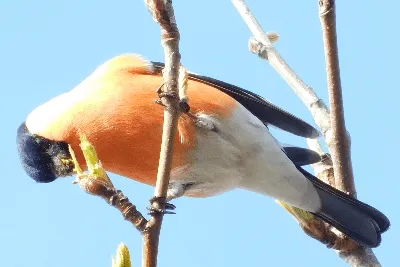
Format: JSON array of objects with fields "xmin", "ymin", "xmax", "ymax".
[{"xmin": 16, "ymin": 122, "xmax": 74, "ymax": 183}]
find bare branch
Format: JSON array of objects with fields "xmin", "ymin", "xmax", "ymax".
[
  {"xmin": 76, "ymin": 175, "xmax": 148, "ymax": 232},
  {"xmin": 319, "ymin": 0, "xmax": 356, "ymax": 196},
  {"xmin": 319, "ymin": 1, "xmax": 380, "ymax": 265},
  {"xmin": 339, "ymin": 247, "xmax": 381, "ymax": 267},
  {"xmin": 70, "ymin": 139, "xmax": 148, "ymax": 233},
  {"xmin": 143, "ymin": 1, "xmax": 182, "ymax": 266},
  {"xmin": 248, "ymin": 38, "xmax": 331, "ymax": 136},
  {"xmin": 232, "ymin": 0, "xmax": 382, "ymax": 265}
]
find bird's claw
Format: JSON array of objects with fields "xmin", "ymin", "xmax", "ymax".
[
  {"xmin": 156, "ymin": 83, "xmax": 179, "ymax": 100},
  {"xmin": 147, "ymin": 196, "xmax": 176, "ymax": 215},
  {"xmin": 158, "ymin": 91, "xmax": 179, "ymax": 100},
  {"xmin": 155, "ymin": 83, "xmax": 190, "ymax": 113}
]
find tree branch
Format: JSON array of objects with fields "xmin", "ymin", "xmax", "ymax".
[
  {"xmin": 318, "ymin": 1, "xmax": 379, "ymax": 265},
  {"xmin": 143, "ymin": 1, "xmax": 181, "ymax": 267},
  {"xmin": 232, "ymin": 0, "xmax": 381, "ymax": 265},
  {"xmin": 339, "ymin": 247, "xmax": 381, "ymax": 267},
  {"xmin": 232, "ymin": 0, "xmax": 332, "ymax": 141},
  {"xmin": 71, "ymin": 137, "xmax": 148, "ymax": 233},
  {"xmin": 248, "ymin": 37, "xmax": 331, "ymax": 137},
  {"xmin": 319, "ymin": 0, "xmax": 356, "ymax": 197}
]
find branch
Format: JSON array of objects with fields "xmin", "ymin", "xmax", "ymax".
[
  {"xmin": 232, "ymin": 0, "xmax": 381, "ymax": 265},
  {"xmin": 319, "ymin": 1, "xmax": 379, "ymax": 265},
  {"xmin": 339, "ymin": 247, "xmax": 381, "ymax": 267},
  {"xmin": 71, "ymin": 137, "xmax": 148, "ymax": 232},
  {"xmin": 247, "ymin": 37, "xmax": 331, "ymax": 137},
  {"xmin": 232, "ymin": 0, "xmax": 331, "ymax": 142},
  {"xmin": 143, "ymin": 1, "xmax": 182, "ymax": 267},
  {"xmin": 319, "ymin": 0, "xmax": 355, "ymax": 196}
]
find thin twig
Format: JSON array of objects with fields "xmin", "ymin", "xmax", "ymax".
[
  {"xmin": 248, "ymin": 37, "xmax": 332, "ymax": 137},
  {"xmin": 232, "ymin": 0, "xmax": 332, "ymax": 136},
  {"xmin": 319, "ymin": 0, "xmax": 356, "ymax": 197},
  {"xmin": 143, "ymin": 1, "xmax": 182, "ymax": 267}
]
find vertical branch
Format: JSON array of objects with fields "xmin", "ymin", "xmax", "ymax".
[
  {"xmin": 319, "ymin": 1, "xmax": 381, "ymax": 265},
  {"xmin": 319, "ymin": 0, "xmax": 356, "ymax": 197},
  {"xmin": 143, "ymin": 1, "xmax": 181, "ymax": 267}
]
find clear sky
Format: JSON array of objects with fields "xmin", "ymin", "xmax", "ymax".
[{"xmin": 1, "ymin": 1, "xmax": 397, "ymax": 266}]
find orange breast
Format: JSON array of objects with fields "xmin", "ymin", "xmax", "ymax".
[{"xmin": 45, "ymin": 63, "xmax": 238, "ymax": 185}]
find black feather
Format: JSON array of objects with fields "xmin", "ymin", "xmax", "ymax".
[
  {"xmin": 150, "ymin": 61, "xmax": 320, "ymax": 138},
  {"xmin": 297, "ymin": 167, "xmax": 390, "ymax": 248},
  {"xmin": 282, "ymin": 146, "xmax": 321, "ymax": 166}
]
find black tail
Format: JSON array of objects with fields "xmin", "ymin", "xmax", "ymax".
[{"xmin": 297, "ymin": 167, "xmax": 390, "ymax": 248}]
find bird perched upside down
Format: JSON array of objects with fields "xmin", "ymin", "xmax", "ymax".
[{"xmin": 17, "ymin": 54, "xmax": 389, "ymax": 248}]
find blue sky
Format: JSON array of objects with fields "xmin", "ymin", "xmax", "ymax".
[{"xmin": 1, "ymin": 1, "xmax": 397, "ymax": 266}]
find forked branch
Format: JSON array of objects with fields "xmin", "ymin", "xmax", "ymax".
[{"xmin": 232, "ymin": 0, "xmax": 381, "ymax": 265}]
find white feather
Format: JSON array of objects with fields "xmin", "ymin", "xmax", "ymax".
[{"xmin": 171, "ymin": 105, "xmax": 321, "ymax": 212}]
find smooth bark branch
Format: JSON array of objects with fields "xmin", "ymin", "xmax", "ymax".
[
  {"xmin": 232, "ymin": 0, "xmax": 332, "ymax": 138},
  {"xmin": 143, "ymin": 1, "xmax": 181, "ymax": 267},
  {"xmin": 319, "ymin": 0, "xmax": 356, "ymax": 197},
  {"xmin": 319, "ymin": 1, "xmax": 380, "ymax": 265}
]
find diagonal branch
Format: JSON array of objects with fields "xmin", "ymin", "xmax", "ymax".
[
  {"xmin": 143, "ymin": 1, "xmax": 182, "ymax": 267},
  {"xmin": 232, "ymin": 0, "xmax": 332, "ymax": 141},
  {"xmin": 71, "ymin": 137, "xmax": 148, "ymax": 233}
]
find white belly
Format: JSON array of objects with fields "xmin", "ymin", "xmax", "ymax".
[{"xmin": 171, "ymin": 105, "xmax": 321, "ymax": 212}]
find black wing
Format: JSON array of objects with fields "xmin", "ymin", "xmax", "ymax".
[{"xmin": 151, "ymin": 61, "xmax": 320, "ymax": 138}]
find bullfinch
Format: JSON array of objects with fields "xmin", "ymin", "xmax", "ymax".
[{"xmin": 16, "ymin": 54, "xmax": 389, "ymax": 248}]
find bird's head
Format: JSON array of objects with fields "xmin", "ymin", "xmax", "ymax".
[{"xmin": 16, "ymin": 122, "xmax": 75, "ymax": 183}]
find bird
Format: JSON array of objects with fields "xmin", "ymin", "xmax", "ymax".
[{"xmin": 16, "ymin": 53, "xmax": 389, "ymax": 248}]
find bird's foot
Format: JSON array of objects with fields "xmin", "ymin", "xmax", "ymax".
[
  {"xmin": 147, "ymin": 196, "xmax": 176, "ymax": 215},
  {"xmin": 155, "ymin": 83, "xmax": 190, "ymax": 113},
  {"xmin": 156, "ymin": 83, "xmax": 179, "ymax": 100}
]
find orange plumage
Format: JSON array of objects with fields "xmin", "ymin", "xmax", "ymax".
[{"xmin": 28, "ymin": 54, "xmax": 237, "ymax": 186}]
